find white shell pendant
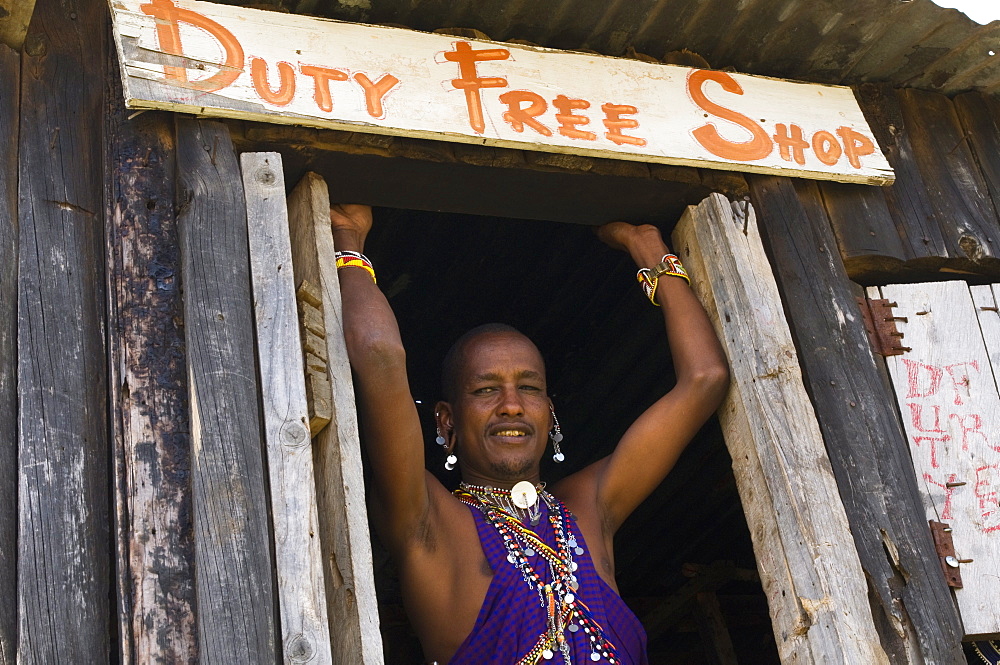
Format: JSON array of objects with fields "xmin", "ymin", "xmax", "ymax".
[{"xmin": 511, "ymin": 481, "xmax": 537, "ymax": 509}]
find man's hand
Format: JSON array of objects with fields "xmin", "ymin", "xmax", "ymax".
[
  {"xmin": 597, "ymin": 222, "xmax": 670, "ymax": 268},
  {"xmin": 330, "ymin": 204, "xmax": 373, "ymax": 250}
]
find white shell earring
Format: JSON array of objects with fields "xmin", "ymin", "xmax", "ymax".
[
  {"xmin": 435, "ymin": 412, "xmax": 456, "ymax": 470},
  {"xmin": 550, "ymin": 405, "xmax": 565, "ymax": 463}
]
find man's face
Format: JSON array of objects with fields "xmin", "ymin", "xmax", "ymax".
[{"xmin": 443, "ymin": 331, "xmax": 552, "ymax": 484}]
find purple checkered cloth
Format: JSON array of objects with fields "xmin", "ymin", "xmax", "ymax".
[{"xmin": 448, "ymin": 499, "xmax": 648, "ymax": 665}]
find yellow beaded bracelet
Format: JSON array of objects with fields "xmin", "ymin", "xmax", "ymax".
[
  {"xmin": 636, "ymin": 253, "xmax": 688, "ymax": 306},
  {"xmin": 335, "ymin": 254, "xmax": 377, "ymax": 284}
]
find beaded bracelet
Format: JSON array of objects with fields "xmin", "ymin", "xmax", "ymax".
[
  {"xmin": 636, "ymin": 253, "xmax": 689, "ymax": 306},
  {"xmin": 335, "ymin": 251, "xmax": 376, "ymax": 284}
]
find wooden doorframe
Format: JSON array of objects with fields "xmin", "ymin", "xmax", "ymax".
[{"xmin": 674, "ymin": 194, "xmax": 887, "ymax": 664}]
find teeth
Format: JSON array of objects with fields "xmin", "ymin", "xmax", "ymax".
[{"xmin": 496, "ymin": 430, "xmax": 526, "ymax": 437}]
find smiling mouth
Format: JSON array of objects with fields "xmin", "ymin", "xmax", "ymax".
[{"xmin": 494, "ymin": 430, "xmax": 527, "ymax": 437}]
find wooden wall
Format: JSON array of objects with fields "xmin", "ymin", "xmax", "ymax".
[
  {"xmin": 16, "ymin": 0, "xmax": 111, "ymax": 660},
  {"xmin": 0, "ymin": 42, "xmax": 19, "ymax": 665},
  {"xmin": 4, "ymin": 0, "xmax": 996, "ymax": 662},
  {"xmin": 742, "ymin": 84, "xmax": 1000, "ymax": 662},
  {"xmin": 822, "ymin": 84, "xmax": 1000, "ymax": 284},
  {"xmin": 748, "ymin": 175, "xmax": 967, "ymax": 664},
  {"xmin": 105, "ymin": 100, "xmax": 198, "ymax": 661},
  {"xmin": 10, "ymin": 0, "xmax": 281, "ymax": 661}
]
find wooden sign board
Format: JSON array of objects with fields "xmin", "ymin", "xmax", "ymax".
[
  {"xmin": 873, "ymin": 281, "xmax": 1000, "ymax": 639},
  {"xmin": 109, "ymin": 0, "xmax": 894, "ymax": 185}
]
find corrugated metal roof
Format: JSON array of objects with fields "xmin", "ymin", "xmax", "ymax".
[{"xmin": 261, "ymin": 0, "xmax": 1000, "ymax": 95}]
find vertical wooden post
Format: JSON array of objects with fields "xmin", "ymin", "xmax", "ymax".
[
  {"xmin": 175, "ymin": 118, "xmax": 277, "ymax": 663},
  {"xmin": 16, "ymin": 0, "xmax": 110, "ymax": 660},
  {"xmin": 242, "ymin": 152, "xmax": 334, "ymax": 663},
  {"xmin": 747, "ymin": 174, "xmax": 966, "ymax": 664},
  {"xmin": 673, "ymin": 193, "xmax": 887, "ymax": 664},
  {"xmin": 0, "ymin": 42, "xmax": 18, "ymax": 665},
  {"xmin": 105, "ymin": 105, "xmax": 198, "ymax": 662},
  {"xmin": 286, "ymin": 172, "xmax": 383, "ymax": 664}
]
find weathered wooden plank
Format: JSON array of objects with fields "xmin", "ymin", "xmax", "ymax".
[
  {"xmin": 0, "ymin": 0, "xmax": 36, "ymax": 50},
  {"xmin": 16, "ymin": 0, "xmax": 110, "ymax": 660},
  {"xmin": 819, "ymin": 180, "xmax": 908, "ymax": 281},
  {"xmin": 105, "ymin": 105, "xmax": 197, "ymax": 662},
  {"xmin": 954, "ymin": 92, "xmax": 1000, "ymax": 219},
  {"xmin": 971, "ymin": 285, "xmax": 1000, "ymax": 380},
  {"xmin": 286, "ymin": 172, "xmax": 383, "ymax": 664},
  {"xmin": 233, "ymin": 122, "xmax": 705, "ymax": 226},
  {"xmin": 747, "ymin": 174, "xmax": 966, "ymax": 664},
  {"xmin": 175, "ymin": 117, "xmax": 277, "ymax": 663},
  {"xmin": 673, "ymin": 193, "xmax": 887, "ymax": 664},
  {"xmin": 0, "ymin": 42, "xmax": 18, "ymax": 665},
  {"xmin": 242, "ymin": 152, "xmax": 334, "ymax": 664},
  {"xmin": 897, "ymin": 88, "xmax": 1000, "ymax": 273},
  {"xmin": 876, "ymin": 281, "xmax": 1000, "ymax": 639},
  {"xmin": 853, "ymin": 83, "xmax": 949, "ymax": 268}
]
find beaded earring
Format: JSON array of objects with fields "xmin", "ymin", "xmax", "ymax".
[
  {"xmin": 550, "ymin": 405, "xmax": 565, "ymax": 463},
  {"xmin": 436, "ymin": 412, "xmax": 457, "ymax": 471}
]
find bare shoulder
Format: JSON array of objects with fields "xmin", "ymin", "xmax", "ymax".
[{"xmin": 550, "ymin": 458, "xmax": 606, "ymax": 524}]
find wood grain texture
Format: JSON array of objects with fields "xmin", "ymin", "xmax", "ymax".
[
  {"xmin": 839, "ymin": 85, "xmax": 1000, "ymax": 281},
  {"xmin": 175, "ymin": 117, "xmax": 277, "ymax": 663},
  {"xmin": 954, "ymin": 92, "xmax": 1000, "ymax": 221},
  {"xmin": 673, "ymin": 194, "xmax": 887, "ymax": 665},
  {"xmin": 897, "ymin": 88, "xmax": 1000, "ymax": 272},
  {"xmin": 971, "ymin": 285, "xmax": 1000, "ymax": 380},
  {"xmin": 876, "ymin": 281, "xmax": 1000, "ymax": 639},
  {"xmin": 105, "ymin": 105, "xmax": 197, "ymax": 662},
  {"xmin": 853, "ymin": 83, "xmax": 948, "ymax": 268},
  {"xmin": 819, "ymin": 180, "xmax": 907, "ymax": 281},
  {"xmin": 242, "ymin": 152, "xmax": 334, "ymax": 664},
  {"xmin": 0, "ymin": 42, "xmax": 17, "ymax": 665},
  {"xmin": 748, "ymin": 174, "xmax": 966, "ymax": 664},
  {"xmin": 234, "ymin": 122, "xmax": 706, "ymax": 226},
  {"xmin": 16, "ymin": 0, "xmax": 110, "ymax": 660},
  {"xmin": 0, "ymin": 0, "xmax": 36, "ymax": 50},
  {"xmin": 286, "ymin": 172, "xmax": 383, "ymax": 664}
]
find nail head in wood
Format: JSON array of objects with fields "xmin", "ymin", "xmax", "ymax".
[{"xmin": 929, "ymin": 521, "xmax": 963, "ymax": 588}]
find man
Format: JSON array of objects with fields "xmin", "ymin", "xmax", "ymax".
[{"xmin": 330, "ymin": 204, "xmax": 729, "ymax": 664}]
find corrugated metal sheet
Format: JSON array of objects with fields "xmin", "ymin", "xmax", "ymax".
[{"xmin": 258, "ymin": 0, "xmax": 1000, "ymax": 95}]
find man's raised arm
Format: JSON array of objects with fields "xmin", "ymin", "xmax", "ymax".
[
  {"xmin": 574, "ymin": 222, "xmax": 730, "ymax": 532},
  {"xmin": 329, "ymin": 204, "xmax": 431, "ymax": 549}
]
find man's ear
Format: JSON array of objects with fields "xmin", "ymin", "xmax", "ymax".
[{"xmin": 435, "ymin": 401, "xmax": 456, "ymax": 451}]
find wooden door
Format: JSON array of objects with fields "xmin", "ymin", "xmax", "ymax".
[{"xmin": 870, "ymin": 281, "xmax": 1000, "ymax": 640}]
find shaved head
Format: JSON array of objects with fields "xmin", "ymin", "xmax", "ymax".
[{"xmin": 441, "ymin": 323, "xmax": 541, "ymax": 402}]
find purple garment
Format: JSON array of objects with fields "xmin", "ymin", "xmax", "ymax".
[{"xmin": 448, "ymin": 498, "xmax": 647, "ymax": 665}]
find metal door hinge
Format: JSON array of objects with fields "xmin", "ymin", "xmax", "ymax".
[
  {"xmin": 929, "ymin": 520, "xmax": 963, "ymax": 588},
  {"xmin": 857, "ymin": 297, "xmax": 911, "ymax": 356}
]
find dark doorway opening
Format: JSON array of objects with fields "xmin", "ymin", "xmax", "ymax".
[{"xmin": 360, "ymin": 206, "xmax": 780, "ymax": 664}]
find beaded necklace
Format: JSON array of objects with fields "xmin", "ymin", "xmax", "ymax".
[{"xmin": 455, "ymin": 483, "xmax": 621, "ymax": 665}]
